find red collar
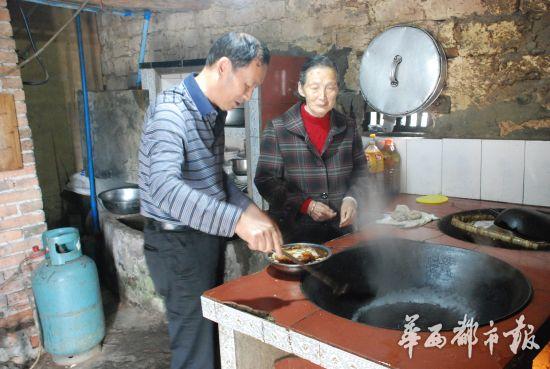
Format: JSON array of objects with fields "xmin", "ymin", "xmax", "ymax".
[
  {"xmin": 300, "ymin": 104, "xmax": 331, "ymax": 127},
  {"xmin": 300, "ymin": 104, "xmax": 331, "ymax": 153}
]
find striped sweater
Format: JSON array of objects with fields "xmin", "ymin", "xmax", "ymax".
[{"xmin": 138, "ymin": 74, "xmax": 251, "ymax": 237}]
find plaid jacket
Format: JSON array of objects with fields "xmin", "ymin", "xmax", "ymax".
[{"xmin": 255, "ymin": 103, "xmax": 368, "ymax": 228}]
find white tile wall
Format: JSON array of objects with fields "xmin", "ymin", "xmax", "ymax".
[
  {"xmin": 523, "ymin": 141, "xmax": 550, "ymax": 206},
  {"xmin": 442, "ymin": 139, "xmax": 481, "ymax": 199},
  {"xmin": 406, "ymin": 139, "xmax": 442, "ymax": 195},
  {"xmin": 362, "ymin": 134, "xmax": 530, "ymax": 206},
  {"xmin": 363, "ymin": 137, "xmax": 549, "ymax": 207},
  {"xmin": 481, "ymin": 140, "xmax": 525, "ymax": 204},
  {"xmin": 391, "ymin": 137, "xmax": 408, "ymax": 193}
]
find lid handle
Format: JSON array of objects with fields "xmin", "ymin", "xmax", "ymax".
[{"xmin": 390, "ymin": 55, "xmax": 402, "ymax": 87}]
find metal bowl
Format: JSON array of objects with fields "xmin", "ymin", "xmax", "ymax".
[
  {"xmin": 268, "ymin": 243, "xmax": 332, "ymax": 275},
  {"xmin": 232, "ymin": 158, "xmax": 247, "ymax": 176},
  {"xmin": 98, "ymin": 186, "xmax": 140, "ymax": 215}
]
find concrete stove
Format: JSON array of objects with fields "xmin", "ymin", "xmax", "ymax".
[{"xmin": 202, "ymin": 195, "xmax": 549, "ymax": 369}]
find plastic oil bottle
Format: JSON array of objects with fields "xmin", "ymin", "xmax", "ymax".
[
  {"xmin": 380, "ymin": 138, "xmax": 401, "ymax": 197},
  {"xmin": 364, "ymin": 134, "xmax": 385, "ymax": 193}
]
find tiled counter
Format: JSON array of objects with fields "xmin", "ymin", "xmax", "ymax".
[{"xmin": 202, "ymin": 195, "xmax": 550, "ymax": 369}]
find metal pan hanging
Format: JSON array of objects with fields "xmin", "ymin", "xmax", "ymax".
[{"xmin": 359, "ymin": 25, "xmax": 447, "ymax": 118}]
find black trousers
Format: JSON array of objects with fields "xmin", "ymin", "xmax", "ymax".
[{"xmin": 143, "ymin": 221, "xmax": 223, "ymax": 369}]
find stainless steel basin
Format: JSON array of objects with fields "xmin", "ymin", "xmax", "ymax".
[{"xmin": 98, "ymin": 186, "xmax": 140, "ymax": 215}]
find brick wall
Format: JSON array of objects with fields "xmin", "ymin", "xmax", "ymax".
[
  {"xmin": 0, "ymin": 0, "xmax": 46, "ymax": 365},
  {"xmin": 97, "ymin": 0, "xmax": 549, "ymax": 140}
]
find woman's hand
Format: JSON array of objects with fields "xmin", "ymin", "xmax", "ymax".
[
  {"xmin": 307, "ymin": 200, "xmax": 337, "ymax": 222},
  {"xmin": 339, "ymin": 197, "xmax": 357, "ymax": 228}
]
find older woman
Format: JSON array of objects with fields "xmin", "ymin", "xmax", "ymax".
[{"xmin": 255, "ymin": 55, "xmax": 368, "ymax": 244}]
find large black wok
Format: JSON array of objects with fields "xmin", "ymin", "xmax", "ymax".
[{"xmin": 301, "ymin": 239, "xmax": 532, "ymax": 331}]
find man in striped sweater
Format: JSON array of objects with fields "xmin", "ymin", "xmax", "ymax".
[{"xmin": 139, "ymin": 33, "xmax": 283, "ymax": 369}]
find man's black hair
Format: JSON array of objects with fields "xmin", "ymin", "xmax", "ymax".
[{"xmin": 206, "ymin": 32, "xmax": 271, "ymax": 69}]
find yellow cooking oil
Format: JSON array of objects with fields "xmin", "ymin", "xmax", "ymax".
[{"xmin": 364, "ymin": 134, "xmax": 384, "ymax": 174}]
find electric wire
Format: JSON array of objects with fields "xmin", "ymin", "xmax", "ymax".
[
  {"xmin": 16, "ymin": 4, "xmax": 39, "ymax": 57},
  {"xmin": 17, "ymin": 0, "xmax": 50, "ymax": 85},
  {"xmin": 0, "ymin": 0, "xmax": 92, "ymax": 79}
]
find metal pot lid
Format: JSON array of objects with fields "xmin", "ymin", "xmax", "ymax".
[{"xmin": 360, "ymin": 26, "xmax": 447, "ymax": 117}]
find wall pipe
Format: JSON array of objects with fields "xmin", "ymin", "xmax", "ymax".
[
  {"xmin": 75, "ymin": 14, "xmax": 100, "ymax": 233},
  {"xmin": 22, "ymin": 0, "xmax": 133, "ymax": 17},
  {"xmin": 136, "ymin": 10, "xmax": 151, "ymax": 87}
]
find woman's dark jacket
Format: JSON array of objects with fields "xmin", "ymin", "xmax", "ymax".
[{"xmin": 254, "ymin": 103, "xmax": 368, "ymax": 238}]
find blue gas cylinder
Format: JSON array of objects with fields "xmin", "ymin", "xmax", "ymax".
[{"xmin": 31, "ymin": 227, "xmax": 105, "ymax": 363}]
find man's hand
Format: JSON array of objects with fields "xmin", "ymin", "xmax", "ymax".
[
  {"xmin": 235, "ymin": 204, "xmax": 283, "ymax": 255},
  {"xmin": 307, "ymin": 200, "xmax": 337, "ymax": 222},
  {"xmin": 339, "ymin": 197, "xmax": 357, "ymax": 228}
]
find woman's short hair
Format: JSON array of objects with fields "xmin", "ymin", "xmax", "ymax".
[
  {"xmin": 299, "ymin": 55, "xmax": 339, "ymax": 86},
  {"xmin": 206, "ymin": 32, "xmax": 271, "ymax": 69}
]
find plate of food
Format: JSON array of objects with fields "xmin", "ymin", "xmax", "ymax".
[{"xmin": 268, "ymin": 243, "xmax": 332, "ymax": 274}]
